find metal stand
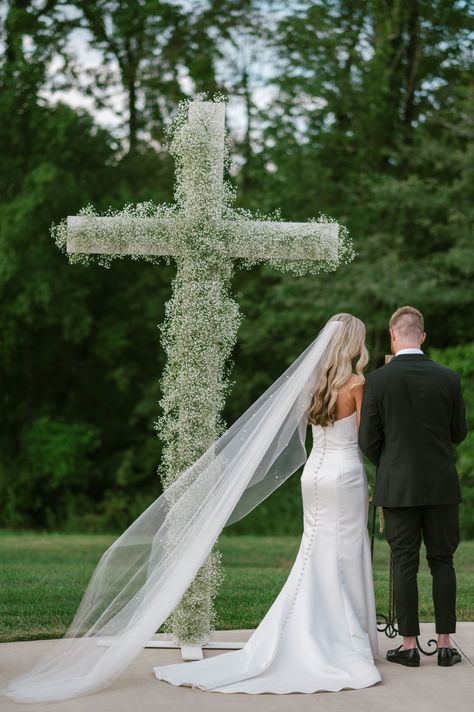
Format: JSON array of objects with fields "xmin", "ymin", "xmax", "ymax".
[{"xmin": 370, "ymin": 501, "xmax": 438, "ymax": 656}]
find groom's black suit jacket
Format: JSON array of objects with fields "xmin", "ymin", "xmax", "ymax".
[{"xmin": 359, "ymin": 353, "xmax": 468, "ymax": 507}]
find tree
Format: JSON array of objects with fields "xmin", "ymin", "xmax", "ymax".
[{"xmin": 72, "ymin": 0, "xmax": 245, "ymax": 152}]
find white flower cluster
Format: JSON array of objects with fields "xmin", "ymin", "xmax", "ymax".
[
  {"xmin": 166, "ymin": 547, "xmax": 225, "ymax": 645},
  {"xmin": 157, "ymin": 254, "xmax": 240, "ymax": 643},
  {"xmin": 50, "ymin": 93, "xmax": 354, "ymax": 645}
]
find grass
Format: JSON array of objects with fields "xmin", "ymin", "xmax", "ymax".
[{"xmin": 0, "ymin": 530, "xmax": 473, "ymax": 643}]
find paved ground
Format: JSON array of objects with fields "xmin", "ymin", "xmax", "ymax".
[{"xmin": 1, "ymin": 623, "xmax": 473, "ymax": 712}]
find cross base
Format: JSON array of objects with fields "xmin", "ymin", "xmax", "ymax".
[
  {"xmin": 95, "ymin": 635, "xmax": 245, "ymax": 661},
  {"xmin": 144, "ymin": 639, "xmax": 245, "ymax": 660}
]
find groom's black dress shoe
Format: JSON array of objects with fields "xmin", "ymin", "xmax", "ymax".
[
  {"xmin": 438, "ymin": 647, "xmax": 462, "ymax": 667},
  {"xmin": 386, "ymin": 645, "xmax": 420, "ymax": 667}
]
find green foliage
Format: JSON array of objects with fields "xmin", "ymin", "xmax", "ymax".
[
  {"xmin": 9, "ymin": 416, "xmax": 101, "ymax": 529},
  {"xmin": 0, "ymin": 0, "xmax": 473, "ymax": 539},
  {"xmin": 430, "ymin": 343, "xmax": 474, "ymax": 538},
  {"xmin": 0, "ymin": 81, "xmax": 174, "ymax": 535}
]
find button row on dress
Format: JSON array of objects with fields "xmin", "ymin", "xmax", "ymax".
[{"xmin": 274, "ymin": 430, "xmax": 327, "ymax": 649}]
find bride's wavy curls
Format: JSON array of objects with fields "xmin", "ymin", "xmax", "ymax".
[{"xmin": 307, "ymin": 313, "xmax": 368, "ymax": 427}]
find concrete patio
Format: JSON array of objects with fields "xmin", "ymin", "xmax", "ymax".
[{"xmin": 1, "ymin": 623, "xmax": 473, "ymax": 712}]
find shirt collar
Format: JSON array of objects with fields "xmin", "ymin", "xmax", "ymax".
[{"xmin": 395, "ymin": 347, "xmax": 424, "ymax": 356}]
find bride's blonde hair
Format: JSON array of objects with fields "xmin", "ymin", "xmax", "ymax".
[{"xmin": 307, "ymin": 313, "xmax": 369, "ymax": 427}]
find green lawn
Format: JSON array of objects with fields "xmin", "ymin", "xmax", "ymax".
[{"xmin": 0, "ymin": 530, "xmax": 473, "ymax": 643}]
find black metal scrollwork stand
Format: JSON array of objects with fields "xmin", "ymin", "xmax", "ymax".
[{"xmin": 370, "ymin": 502, "xmax": 438, "ymax": 656}]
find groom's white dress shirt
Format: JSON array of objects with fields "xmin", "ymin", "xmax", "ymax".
[{"xmin": 395, "ymin": 348, "xmax": 424, "ymax": 356}]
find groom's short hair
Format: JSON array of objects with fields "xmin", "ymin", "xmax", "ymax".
[{"xmin": 390, "ymin": 306, "xmax": 424, "ymax": 337}]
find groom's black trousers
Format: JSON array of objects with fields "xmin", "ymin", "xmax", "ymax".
[{"xmin": 382, "ymin": 504, "xmax": 459, "ymax": 637}]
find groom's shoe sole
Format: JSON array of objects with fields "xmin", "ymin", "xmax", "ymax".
[{"xmin": 386, "ymin": 646, "xmax": 420, "ymax": 667}]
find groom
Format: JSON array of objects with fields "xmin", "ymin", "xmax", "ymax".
[{"xmin": 359, "ymin": 306, "xmax": 468, "ymax": 668}]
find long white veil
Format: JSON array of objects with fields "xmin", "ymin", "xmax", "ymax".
[{"xmin": 3, "ymin": 320, "xmax": 342, "ymax": 704}]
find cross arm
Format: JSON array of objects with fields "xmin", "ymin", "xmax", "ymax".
[
  {"xmin": 221, "ymin": 220, "xmax": 340, "ymax": 262},
  {"xmin": 66, "ymin": 215, "xmax": 179, "ymax": 256}
]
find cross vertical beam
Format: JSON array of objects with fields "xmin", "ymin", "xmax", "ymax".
[{"xmin": 62, "ymin": 97, "xmax": 348, "ymax": 658}]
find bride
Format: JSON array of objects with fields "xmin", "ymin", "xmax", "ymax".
[
  {"xmin": 154, "ymin": 312, "xmax": 381, "ymax": 693},
  {"xmin": 4, "ymin": 313, "xmax": 381, "ymax": 704}
]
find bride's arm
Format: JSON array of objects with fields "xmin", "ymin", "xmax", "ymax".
[{"xmin": 351, "ymin": 378, "xmax": 364, "ymax": 430}]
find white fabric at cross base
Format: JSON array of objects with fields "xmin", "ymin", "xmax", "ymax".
[{"xmin": 3, "ymin": 320, "xmax": 343, "ymax": 704}]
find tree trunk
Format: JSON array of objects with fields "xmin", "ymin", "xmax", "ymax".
[
  {"xmin": 128, "ymin": 76, "xmax": 138, "ymax": 152},
  {"xmin": 241, "ymin": 66, "xmax": 253, "ymax": 196},
  {"xmin": 403, "ymin": 0, "xmax": 420, "ymax": 127},
  {"xmin": 4, "ymin": 0, "xmax": 29, "ymax": 71}
]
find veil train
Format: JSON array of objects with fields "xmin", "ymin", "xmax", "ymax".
[{"xmin": 3, "ymin": 320, "xmax": 342, "ymax": 703}]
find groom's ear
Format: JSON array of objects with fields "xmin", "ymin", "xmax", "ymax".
[
  {"xmin": 389, "ymin": 326, "xmax": 396, "ymax": 351},
  {"xmin": 420, "ymin": 331, "xmax": 427, "ymax": 346}
]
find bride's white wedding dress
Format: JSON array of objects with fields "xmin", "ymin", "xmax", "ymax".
[{"xmin": 154, "ymin": 411, "xmax": 381, "ymax": 693}]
